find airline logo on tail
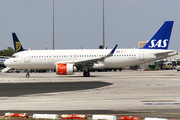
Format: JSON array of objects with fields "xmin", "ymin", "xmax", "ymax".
[
  {"xmin": 140, "ymin": 21, "xmax": 174, "ymax": 49},
  {"xmin": 148, "ymin": 39, "xmax": 168, "ymax": 48},
  {"xmin": 12, "ymin": 33, "xmax": 24, "ymax": 53},
  {"xmin": 15, "ymin": 41, "xmax": 22, "ymax": 52}
]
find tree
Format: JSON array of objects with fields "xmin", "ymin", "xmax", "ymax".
[
  {"xmin": 0, "ymin": 47, "xmax": 15, "ymax": 56},
  {"xmin": 99, "ymin": 45, "xmax": 103, "ymax": 49},
  {"xmin": 7, "ymin": 47, "xmax": 15, "ymax": 56}
]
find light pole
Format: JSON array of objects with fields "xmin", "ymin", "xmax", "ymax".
[
  {"xmin": 103, "ymin": 0, "xmax": 105, "ymax": 49},
  {"xmin": 178, "ymin": 34, "xmax": 180, "ymax": 55},
  {"xmin": 53, "ymin": 0, "xmax": 54, "ymax": 50}
]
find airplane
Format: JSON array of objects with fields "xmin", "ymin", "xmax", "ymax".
[
  {"xmin": 0, "ymin": 56, "xmax": 9, "ymax": 70},
  {"xmin": 0, "ymin": 33, "xmax": 24, "ymax": 72},
  {"xmin": 0, "ymin": 58, "xmax": 6, "ymax": 68},
  {"xmin": 4, "ymin": 21, "xmax": 178, "ymax": 78}
]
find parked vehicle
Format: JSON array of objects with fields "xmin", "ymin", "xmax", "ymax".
[
  {"xmin": 176, "ymin": 59, "xmax": 180, "ymax": 71},
  {"xmin": 162, "ymin": 62, "xmax": 173, "ymax": 70},
  {"xmin": 171, "ymin": 61, "xmax": 177, "ymax": 69},
  {"xmin": 157, "ymin": 61, "xmax": 164, "ymax": 70},
  {"xmin": 6, "ymin": 68, "xmax": 20, "ymax": 73}
]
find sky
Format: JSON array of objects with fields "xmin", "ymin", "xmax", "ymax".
[{"xmin": 1, "ymin": 0, "xmax": 180, "ymax": 51}]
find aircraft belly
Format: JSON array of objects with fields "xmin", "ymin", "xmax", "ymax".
[
  {"xmin": 104, "ymin": 58, "xmax": 138, "ymax": 68},
  {"xmin": 31, "ymin": 63, "xmax": 54, "ymax": 69}
]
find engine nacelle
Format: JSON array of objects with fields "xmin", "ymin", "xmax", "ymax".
[{"xmin": 56, "ymin": 63, "xmax": 77, "ymax": 75}]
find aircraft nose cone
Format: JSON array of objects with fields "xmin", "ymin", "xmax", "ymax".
[{"xmin": 4, "ymin": 59, "xmax": 10, "ymax": 67}]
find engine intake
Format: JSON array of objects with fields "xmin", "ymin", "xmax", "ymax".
[{"xmin": 56, "ymin": 63, "xmax": 77, "ymax": 75}]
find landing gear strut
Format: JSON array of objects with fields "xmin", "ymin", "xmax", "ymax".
[
  {"xmin": 83, "ymin": 71, "xmax": 90, "ymax": 77},
  {"xmin": 26, "ymin": 69, "xmax": 30, "ymax": 78}
]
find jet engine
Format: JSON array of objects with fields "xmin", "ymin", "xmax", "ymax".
[{"xmin": 56, "ymin": 63, "xmax": 77, "ymax": 75}]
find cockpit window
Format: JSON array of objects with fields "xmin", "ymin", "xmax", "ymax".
[
  {"xmin": 11, "ymin": 55, "xmax": 15, "ymax": 58},
  {"xmin": 11, "ymin": 55, "xmax": 18, "ymax": 58}
]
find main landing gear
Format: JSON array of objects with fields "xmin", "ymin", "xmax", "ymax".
[
  {"xmin": 83, "ymin": 71, "xmax": 90, "ymax": 77},
  {"xmin": 26, "ymin": 69, "xmax": 30, "ymax": 78}
]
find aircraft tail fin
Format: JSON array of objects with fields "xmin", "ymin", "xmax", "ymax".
[
  {"xmin": 12, "ymin": 33, "xmax": 24, "ymax": 52},
  {"xmin": 140, "ymin": 21, "xmax": 174, "ymax": 49}
]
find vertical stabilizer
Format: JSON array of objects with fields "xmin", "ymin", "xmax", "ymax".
[
  {"xmin": 140, "ymin": 21, "xmax": 174, "ymax": 49},
  {"xmin": 12, "ymin": 33, "xmax": 24, "ymax": 52}
]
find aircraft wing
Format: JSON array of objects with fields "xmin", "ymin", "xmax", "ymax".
[
  {"xmin": 75, "ymin": 44, "xmax": 118, "ymax": 65},
  {"xmin": 54, "ymin": 44, "xmax": 118, "ymax": 67},
  {"xmin": 154, "ymin": 50, "xmax": 178, "ymax": 57}
]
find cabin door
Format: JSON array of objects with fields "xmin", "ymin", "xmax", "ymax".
[
  {"xmin": 139, "ymin": 50, "xmax": 144, "ymax": 61},
  {"xmin": 24, "ymin": 52, "xmax": 30, "ymax": 62}
]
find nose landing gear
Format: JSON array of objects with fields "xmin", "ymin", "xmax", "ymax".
[{"xmin": 26, "ymin": 69, "xmax": 30, "ymax": 78}]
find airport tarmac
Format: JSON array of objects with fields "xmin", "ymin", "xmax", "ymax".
[{"xmin": 0, "ymin": 70, "xmax": 180, "ymax": 119}]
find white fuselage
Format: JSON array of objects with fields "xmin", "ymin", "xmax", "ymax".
[{"xmin": 4, "ymin": 49, "xmax": 177, "ymax": 70}]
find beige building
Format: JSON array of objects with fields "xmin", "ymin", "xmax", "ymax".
[{"xmin": 138, "ymin": 40, "xmax": 149, "ymax": 48}]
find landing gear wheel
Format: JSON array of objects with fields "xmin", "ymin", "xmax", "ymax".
[
  {"xmin": 26, "ymin": 69, "xmax": 30, "ymax": 78},
  {"xmin": 26, "ymin": 74, "xmax": 30, "ymax": 78},
  {"xmin": 83, "ymin": 72, "xmax": 90, "ymax": 77}
]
